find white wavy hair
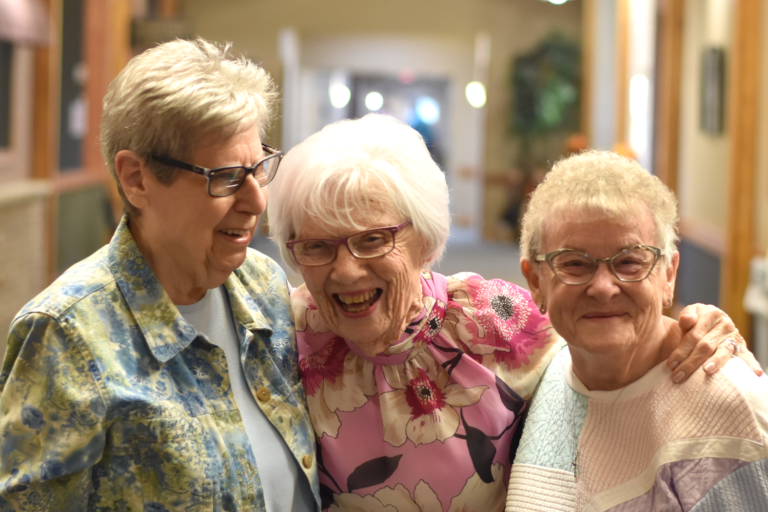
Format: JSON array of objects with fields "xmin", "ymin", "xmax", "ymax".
[
  {"xmin": 268, "ymin": 114, "xmax": 450, "ymax": 271},
  {"xmin": 100, "ymin": 38, "xmax": 277, "ymax": 216},
  {"xmin": 520, "ymin": 150, "xmax": 679, "ymax": 261}
]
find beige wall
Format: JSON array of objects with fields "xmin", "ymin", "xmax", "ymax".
[
  {"xmin": 676, "ymin": 0, "xmax": 732, "ymax": 237},
  {"xmin": 184, "ymin": 0, "xmax": 582, "ymax": 177},
  {"xmin": 677, "ymin": 0, "xmax": 767, "ymax": 256}
]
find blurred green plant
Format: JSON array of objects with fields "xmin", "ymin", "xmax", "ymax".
[{"xmin": 510, "ymin": 32, "xmax": 581, "ymax": 168}]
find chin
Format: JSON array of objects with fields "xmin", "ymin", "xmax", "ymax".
[
  {"xmin": 576, "ymin": 328, "xmax": 636, "ymax": 351},
  {"xmin": 222, "ymin": 251, "xmax": 249, "ymax": 271},
  {"xmin": 209, "ymin": 258, "xmax": 247, "ymax": 283}
]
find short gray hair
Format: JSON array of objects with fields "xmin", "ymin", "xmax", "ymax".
[
  {"xmin": 520, "ymin": 150, "xmax": 679, "ymax": 261},
  {"xmin": 268, "ymin": 114, "xmax": 450, "ymax": 271},
  {"xmin": 100, "ymin": 38, "xmax": 277, "ymax": 216}
]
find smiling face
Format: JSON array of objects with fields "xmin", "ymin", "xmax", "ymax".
[
  {"xmin": 523, "ymin": 203, "xmax": 679, "ymax": 362},
  {"xmin": 295, "ymin": 206, "xmax": 426, "ymax": 356},
  {"xmin": 132, "ymin": 124, "xmax": 268, "ymax": 304}
]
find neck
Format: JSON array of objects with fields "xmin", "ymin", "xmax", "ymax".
[
  {"xmin": 569, "ymin": 318, "xmax": 680, "ymax": 391},
  {"xmin": 129, "ymin": 217, "xmax": 208, "ymax": 305},
  {"xmin": 355, "ymin": 295, "xmax": 425, "ymax": 357}
]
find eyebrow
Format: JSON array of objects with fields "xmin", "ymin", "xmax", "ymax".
[{"xmin": 559, "ymin": 244, "xmax": 644, "ymax": 254}]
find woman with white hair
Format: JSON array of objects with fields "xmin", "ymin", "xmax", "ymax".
[
  {"xmin": 506, "ymin": 150, "xmax": 768, "ymax": 511},
  {"xmin": 268, "ymin": 115, "xmax": 753, "ymax": 511},
  {"xmin": 0, "ymin": 39, "xmax": 318, "ymax": 511}
]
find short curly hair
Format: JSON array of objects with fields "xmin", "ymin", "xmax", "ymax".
[
  {"xmin": 100, "ymin": 38, "xmax": 277, "ymax": 216},
  {"xmin": 520, "ymin": 150, "xmax": 679, "ymax": 261}
]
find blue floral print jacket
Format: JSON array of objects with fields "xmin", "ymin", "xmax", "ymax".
[{"xmin": 0, "ymin": 217, "xmax": 319, "ymax": 511}]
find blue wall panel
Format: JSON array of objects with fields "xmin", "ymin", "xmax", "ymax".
[{"xmin": 677, "ymin": 239, "xmax": 720, "ymax": 307}]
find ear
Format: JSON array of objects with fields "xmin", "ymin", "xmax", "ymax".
[
  {"xmin": 115, "ymin": 150, "xmax": 151, "ymax": 211},
  {"xmin": 664, "ymin": 250, "xmax": 680, "ymax": 300},
  {"xmin": 521, "ymin": 258, "xmax": 545, "ymax": 309}
]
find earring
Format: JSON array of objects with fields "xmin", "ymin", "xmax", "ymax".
[
  {"xmin": 538, "ymin": 303, "xmax": 546, "ymax": 314},
  {"xmin": 663, "ymin": 297, "xmax": 673, "ymax": 309}
]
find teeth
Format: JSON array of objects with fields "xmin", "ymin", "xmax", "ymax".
[
  {"xmin": 222, "ymin": 229, "xmax": 246, "ymax": 236},
  {"xmin": 337, "ymin": 289, "xmax": 377, "ymax": 305}
]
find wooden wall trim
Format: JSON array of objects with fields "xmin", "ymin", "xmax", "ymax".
[
  {"xmin": 615, "ymin": 0, "xmax": 629, "ymax": 145},
  {"xmin": 653, "ymin": 0, "xmax": 684, "ymax": 194},
  {"xmin": 83, "ymin": 0, "xmax": 107, "ymax": 175},
  {"xmin": 56, "ymin": 170, "xmax": 110, "ymax": 192},
  {"xmin": 721, "ymin": 0, "xmax": 761, "ymax": 337},
  {"xmin": 30, "ymin": 0, "xmax": 60, "ymax": 284},
  {"xmin": 158, "ymin": 0, "xmax": 180, "ymax": 18},
  {"xmin": 678, "ymin": 216, "xmax": 725, "ymax": 257},
  {"xmin": 82, "ymin": 0, "xmax": 132, "ymax": 221},
  {"xmin": 581, "ymin": 0, "xmax": 595, "ymax": 139},
  {"xmin": 31, "ymin": 0, "xmax": 59, "ymax": 181},
  {"xmin": 83, "ymin": 0, "xmax": 131, "ymax": 176}
]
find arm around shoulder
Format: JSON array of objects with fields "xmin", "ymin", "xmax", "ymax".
[{"xmin": 444, "ymin": 273, "xmax": 563, "ymax": 399}]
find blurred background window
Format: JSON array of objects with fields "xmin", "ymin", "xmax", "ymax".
[
  {"xmin": 59, "ymin": 0, "xmax": 85, "ymax": 171},
  {"xmin": 307, "ymin": 71, "xmax": 449, "ymax": 169}
]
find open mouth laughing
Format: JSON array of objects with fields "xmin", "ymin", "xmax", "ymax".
[
  {"xmin": 219, "ymin": 228, "xmax": 251, "ymax": 242},
  {"xmin": 334, "ymin": 289, "xmax": 383, "ymax": 313}
]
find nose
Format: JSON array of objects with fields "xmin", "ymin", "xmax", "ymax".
[
  {"xmin": 329, "ymin": 244, "xmax": 368, "ymax": 284},
  {"xmin": 585, "ymin": 260, "xmax": 622, "ymax": 303},
  {"xmin": 233, "ymin": 173, "xmax": 267, "ymax": 215}
]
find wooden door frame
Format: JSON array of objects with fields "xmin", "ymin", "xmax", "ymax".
[
  {"xmin": 31, "ymin": 0, "xmax": 133, "ymax": 282},
  {"xmin": 653, "ymin": 0, "xmax": 684, "ymax": 194},
  {"xmin": 615, "ymin": 0, "xmax": 629, "ymax": 145},
  {"xmin": 722, "ymin": 0, "xmax": 761, "ymax": 338}
]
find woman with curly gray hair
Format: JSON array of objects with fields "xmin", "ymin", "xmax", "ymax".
[
  {"xmin": 268, "ymin": 117, "xmax": 755, "ymax": 511},
  {"xmin": 507, "ymin": 150, "xmax": 768, "ymax": 511},
  {"xmin": 0, "ymin": 39, "xmax": 319, "ymax": 511}
]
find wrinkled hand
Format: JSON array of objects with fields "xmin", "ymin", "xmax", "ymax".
[{"xmin": 666, "ymin": 303, "xmax": 762, "ymax": 383}]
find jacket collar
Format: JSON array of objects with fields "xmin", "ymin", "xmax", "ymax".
[
  {"xmin": 108, "ymin": 217, "xmax": 272, "ymax": 363},
  {"xmin": 224, "ymin": 266, "xmax": 273, "ymax": 341}
]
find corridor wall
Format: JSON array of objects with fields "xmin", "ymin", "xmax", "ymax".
[
  {"xmin": 675, "ymin": 0, "xmax": 731, "ymax": 308},
  {"xmin": 184, "ymin": 0, "xmax": 583, "ymax": 242}
]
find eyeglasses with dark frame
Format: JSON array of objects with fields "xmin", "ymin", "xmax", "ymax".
[
  {"xmin": 286, "ymin": 221, "xmax": 413, "ymax": 267},
  {"xmin": 534, "ymin": 245, "xmax": 664, "ymax": 285},
  {"xmin": 151, "ymin": 143, "xmax": 283, "ymax": 197}
]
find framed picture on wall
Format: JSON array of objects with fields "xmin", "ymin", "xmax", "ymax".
[{"xmin": 700, "ymin": 47, "xmax": 725, "ymax": 135}]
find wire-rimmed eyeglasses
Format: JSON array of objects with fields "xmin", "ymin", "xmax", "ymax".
[
  {"xmin": 286, "ymin": 221, "xmax": 413, "ymax": 267},
  {"xmin": 534, "ymin": 245, "xmax": 663, "ymax": 285},
  {"xmin": 151, "ymin": 143, "xmax": 283, "ymax": 197}
]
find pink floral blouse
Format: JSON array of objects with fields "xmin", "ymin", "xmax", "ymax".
[{"xmin": 292, "ymin": 271, "xmax": 561, "ymax": 511}]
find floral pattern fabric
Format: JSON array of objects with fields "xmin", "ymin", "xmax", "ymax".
[
  {"xmin": 0, "ymin": 217, "xmax": 320, "ymax": 511},
  {"xmin": 293, "ymin": 271, "xmax": 561, "ymax": 512}
]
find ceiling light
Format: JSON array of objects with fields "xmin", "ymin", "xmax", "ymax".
[
  {"xmin": 365, "ymin": 91, "xmax": 384, "ymax": 111},
  {"xmin": 465, "ymin": 81, "xmax": 487, "ymax": 108}
]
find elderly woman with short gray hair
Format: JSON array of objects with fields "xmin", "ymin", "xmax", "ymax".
[
  {"xmin": 506, "ymin": 150, "xmax": 768, "ymax": 511},
  {"xmin": 0, "ymin": 39, "xmax": 318, "ymax": 511},
  {"xmin": 268, "ymin": 116, "xmax": 754, "ymax": 511}
]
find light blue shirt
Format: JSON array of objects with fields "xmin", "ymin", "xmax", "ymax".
[{"xmin": 179, "ymin": 286, "xmax": 316, "ymax": 512}]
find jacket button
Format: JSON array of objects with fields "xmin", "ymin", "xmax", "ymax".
[
  {"xmin": 302, "ymin": 454, "xmax": 313, "ymax": 469},
  {"xmin": 256, "ymin": 387, "xmax": 271, "ymax": 402}
]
